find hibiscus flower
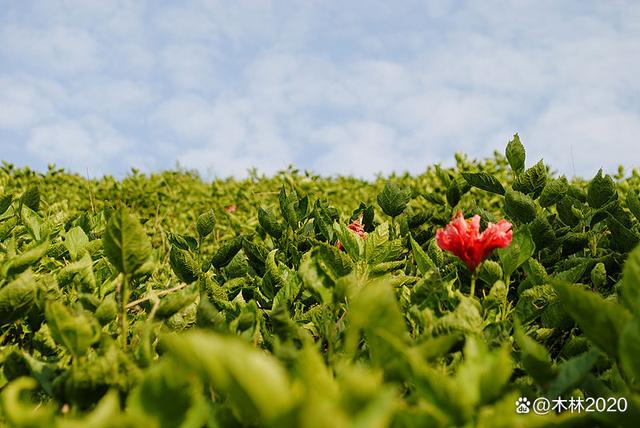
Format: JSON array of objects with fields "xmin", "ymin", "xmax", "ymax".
[{"xmin": 435, "ymin": 212, "xmax": 512, "ymax": 272}]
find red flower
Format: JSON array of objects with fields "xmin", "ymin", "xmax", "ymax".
[
  {"xmin": 225, "ymin": 204, "xmax": 237, "ymax": 213},
  {"xmin": 435, "ymin": 212, "xmax": 512, "ymax": 271},
  {"xmin": 336, "ymin": 219, "xmax": 367, "ymax": 250}
]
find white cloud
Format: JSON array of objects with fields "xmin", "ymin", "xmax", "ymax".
[
  {"xmin": 1, "ymin": 0, "xmax": 639, "ymax": 179},
  {"xmin": 525, "ymin": 103, "xmax": 640, "ymax": 176},
  {"xmin": 0, "ymin": 77, "xmax": 66, "ymax": 129},
  {"xmin": 161, "ymin": 44, "xmax": 222, "ymax": 91},
  {"xmin": 0, "ymin": 25, "xmax": 100, "ymax": 75},
  {"xmin": 71, "ymin": 80, "xmax": 155, "ymax": 118},
  {"xmin": 25, "ymin": 117, "xmax": 132, "ymax": 174},
  {"xmin": 174, "ymin": 99, "xmax": 294, "ymax": 177},
  {"xmin": 311, "ymin": 121, "xmax": 408, "ymax": 177},
  {"xmin": 152, "ymin": 95, "xmax": 216, "ymax": 141}
]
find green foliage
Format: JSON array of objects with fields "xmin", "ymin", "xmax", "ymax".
[
  {"xmin": 377, "ymin": 182, "xmax": 411, "ymax": 217},
  {"xmin": 553, "ymin": 281, "xmax": 631, "ymax": 359},
  {"xmin": 210, "ymin": 236, "xmax": 243, "ymax": 268},
  {"xmin": 497, "ymin": 226, "xmax": 534, "ymax": 278},
  {"xmin": 1, "ymin": 138, "xmax": 640, "ymax": 427},
  {"xmin": 512, "ymin": 160, "xmax": 547, "ymax": 195},
  {"xmin": 258, "ymin": 207, "xmax": 283, "ymax": 239},
  {"xmin": 20, "ymin": 186, "xmax": 40, "ymax": 212},
  {"xmin": 45, "ymin": 301, "xmax": 101, "ymax": 358},
  {"xmin": 0, "ymin": 193, "xmax": 12, "ymax": 215},
  {"xmin": 169, "ymin": 247, "xmax": 199, "ymax": 284},
  {"xmin": 461, "ymin": 172, "xmax": 505, "ymax": 195},
  {"xmin": 505, "ymin": 133, "xmax": 526, "ymax": 175},
  {"xmin": 539, "ymin": 176, "xmax": 568, "ymax": 207},
  {"xmin": 588, "ymin": 169, "xmax": 617, "ymax": 208},
  {"xmin": 0, "ymin": 270, "xmax": 37, "ymax": 325},
  {"xmin": 196, "ymin": 209, "xmax": 216, "ymax": 239},
  {"xmin": 513, "ymin": 322, "xmax": 555, "ymax": 386},
  {"xmin": 102, "ymin": 207, "xmax": 152, "ymax": 276},
  {"xmin": 504, "ymin": 189, "xmax": 537, "ymax": 223}
]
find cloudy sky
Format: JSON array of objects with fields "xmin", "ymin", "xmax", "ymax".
[{"xmin": 1, "ymin": 1, "xmax": 639, "ymax": 179}]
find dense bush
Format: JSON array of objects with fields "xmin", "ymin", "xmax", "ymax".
[{"xmin": 1, "ymin": 135, "xmax": 639, "ymax": 427}]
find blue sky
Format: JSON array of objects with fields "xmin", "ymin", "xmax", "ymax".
[{"xmin": 1, "ymin": 1, "xmax": 639, "ymax": 179}]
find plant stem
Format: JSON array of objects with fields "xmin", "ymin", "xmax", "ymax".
[
  {"xmin": 125, "ymin": 282, "xmax": 188, "ymax": 309},
  {"xmin": 120, "ymin": 274, "xmax": 130, "ymax": 352},
  {"xmin": 470, "ymin": 270, "xmax": 478, "ymax": 298},
  {"xmin": 390, "ymin": 216, "xmax": 396, "ymax": 240}
]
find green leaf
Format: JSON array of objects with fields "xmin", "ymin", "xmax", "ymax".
[
  {"xmin": 0, "ymin": 270, "xmax": 37, "ymax": 325},
  {"xmin": 364, "ymin": 222, "xmax": 404, "ymax": 264},
  {"xmin": 2, "ymin": 240, "xmax": 49, "ymax": 277},
  {"xmin": 415, "ymin": 333, "xmax": 464, "ymax": 361},
  {"xmin": 590, "ymin": 262, "xmax": 606, "ymax": 289},
  {"xmin": 513, "ymin": 322, "xmax": 555, "ymax": 386},
  {"xmin": 21, "ymin": 205, "xmax": 42, "ymax": 241},
  {"xmin": 241, "ymin": 238, "xmax": 268, "ymax": 275},
  {"xmin": 432, "ymin": 297, "xmax": 483, "ymax": 335},
  {"xmin": 456, "ymin": 337, "xmax": 513, "ymax": 406},
  {"xmin": 587, "ymin": 169, "xmax": 617, "ymax": 208},
  {"xmin": 169, "ymin": 246, "xmax": 200, "ymax": 283},
  {"xmin": 514, "ymin": 285, "xmax": 556, "ymax": 323},
  {"xmin": 210, "ymin": 236, "xmax": 243, "ymax": 268},
  {"xmin": 0, "ymin": 193, "xmax": 12, "ymax": 215},
  {"xmin": 65, "ymin": 226, "xmax": 89, "ymax": 261},
  {"xmin": 528, "ymin": 215, "xmax": 555, "ymax": 250},
  {"xmin": 607, "ymin": 213, "xmax": 640, "ymax": 252},
  {"xmin": 258, "ymin": 207, "xmax": 283, "ymax": 239},
  {"xmin": 445, "ymin": 178, "xmax": 461, "ymax": 206},
  {"xmin": 505, "ymin": 133, "xmax": 525, "ymax": 175},
  {"xmin": 522, "ymin": 258, "xmax": 547, "ymax": 286},
  {"xmin": 377, "ymin": 182, "xmax": 411, "ymax": 217},
  {"xmin": 547, "ymin": 349, "xmax": 600, "ymax": 398},
  {"xmin": 556, "ymin": 196, "xmax": 581, "ymax": 226},
  {"xmin": 156, "ymin": 286, "xmax": 199, "ymax": 320},
  {"xmin": 272, "ymin": 266, "xmax": 302, "ymax": 312},
  {"xmin": 265, "ymin": 249, "xmax": 285, "ymax": 288},
  {"xmin": 619, "ymin": 319, "xmax": 640, "ymax": 383},
  {"xmin": 497, "ymin": 226, "xmax": 534, "ymax": 278},
  {"xmin": 102, "ymin": 207, "xmax": 152, "ymax": 276},
  {"xmin": 196, "ymin": 209, "xmax": 216, "ymax": 239},
  {"xmin": 45, "ymin": 301, "xmax": 101, "ymax": 357},
  {"xmin": 553, "ymin": 261, "xmax": 588, "ymax": 283},
  {"xmin": 95, "ymin": 295, "xmax": 117, "ymax": 326},
  {"xmin": 553, "ymin": 281, "xmax": 632, "ymax": 359},
  {"xmin": 167, "ymin": 232, "xmax": 198, "ymax": 252},
  {"xmin": 504, "ymin": 190, "xmax": 537, "ymax": 223},
  {"xmin": 627, "ymin": 189, "xmax": 640, "ymax": 222},
  {"xmin": 300, "ymin": 244, "xmax": 353, "ymax": 304},
  {"xmin": 479, "ymin": 260, "xmax": 502, "ymax": 285},
  {"xmin": 512, "ymin": 160, "xmax": 546, "ymax": 195},
  {"xmin": 61, "ymin": 390, "xmax": 129, "ymax": 428},
  {"xmin": 539, "ymin": 176, "xmax": 568, "ymax": 207},
  {"xmin": 334, "ymin": 222, "xmax": 364, "ymax": 261},
  {"xmin": 620, "ymin": 244, "xmax": 640, "ymax": 314},
  {"xmin": 410, "ymin": 235, "xmax": 436, "ymax": 275},
  {"xmin": 279, "ymin": 186, "xmax": 299, "ymax": 228},
  {"xmin": 0, "ymin": 377, "xmax": 56, "ymax": 427},
  {"xmin": 57, "ymin": 252, "xmax": 96, "ymax": 292},
  {"xmin": 345, "ymin": 277, "xmax": 409, "ymax": 370},
  {"xmin": 3, "ymin": 349, "xmax": 58, "ymax": 396},
  {"xmin": 313, "ymin": 201, "xmax": 335, "ymax": 241},
  {"xmin": 161, "ymin": 331, "xmax": 295, "ymax": 425},
  {"xmin": 20, "ymin": 186, "xmax": 40, "ymax": 212},
  {"xmin": 127, "ymin": 361, "xmax": 207, "ymax": 428},
  {"xmin": 461, "ymin": 172, "xmax": 505, "ymax": 195},
  {"xmin": 0, "ymin": 217, "xmax": 17, "ymax": 241}
]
